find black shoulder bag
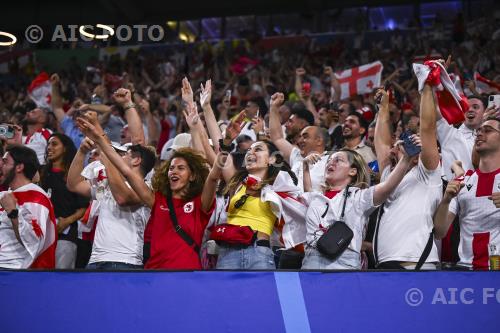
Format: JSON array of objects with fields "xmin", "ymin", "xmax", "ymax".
[
  {"xmin": 316, "ymin": 186, "xmax": 354, "ymax": 260},
  {"xmin": 166, "ymin": 195, "xmax": 200, "ymax": 255}
]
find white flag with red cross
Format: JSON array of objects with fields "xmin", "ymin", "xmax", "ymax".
[
  {"xmin": 28, "ymin": 72, "xmax": 52, "ymax": 108},
  {"xmin": 335, "ymin": 61, "xmax": 383, "ymax": 100}
]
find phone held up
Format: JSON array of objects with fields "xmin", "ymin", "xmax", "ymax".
[
  {"xmin": 399, "ymin": 130, "xmax": 421, "ymax": 157},
  {"xmin": 0, "ymin": 124, "xmax": 15, "ymax": 139}
]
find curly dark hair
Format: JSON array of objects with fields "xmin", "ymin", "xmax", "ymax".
[{"xmin": 152, "ymin": 147, "xmax": 209, "ymax": 201}]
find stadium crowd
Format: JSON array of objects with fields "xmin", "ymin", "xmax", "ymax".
[{"xmin": 0, "ymin": 11, "xmax": 499, "ymax": 271}]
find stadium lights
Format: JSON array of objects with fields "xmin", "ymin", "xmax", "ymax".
[
  {"xmin": 79, "ymin": 24, "xmax": 115, "ymax": 39},
  {"xmin": 0, "ymin": 31, "xmax": 17, "ymax": 46}
]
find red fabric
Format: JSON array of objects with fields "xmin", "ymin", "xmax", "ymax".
[
  {"xmin": 324, "ymin": 190, "xmax": 341, "ymax": 199},
  {"xmin": 27, "ymin": 72, "xmax": 50, "ymax": 93},
  {"xmin": 145, "ymin": 193, "xmax": 214, "ymax": 270},
  {"xmin": 209, "ymin": 224, "xmax": 255, "ymax": 246},
  {"xmin": 475, "ymin": 72, "xmax": 500, "ymax": 91},
  {"xmin": 424, "ymin": 61, "xmax": 442, "ymax": 86},
  {"xmin": 472, "ymin": 232, "xmax": 490, "ymax": 270},
  {"xmin": 436, "ymin": 90, "xmax": 466, "ymax": 124},
  {"xmin": 475, "ymin": 167, "xmax": 500, "ymax": 197},
  {"xmin": 14, "ymin": 190, "xmax": 57, "ymax": 269},
  {"xmin": 156, "ymin": 119, "xmax": 171, "ymax": 154},
  {"xmin": 441, "ymin": 223, "xmax": 455, "ymax": 263}
]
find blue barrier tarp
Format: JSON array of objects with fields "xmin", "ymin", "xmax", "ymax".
[{"xmin": 0, "ymin": 271, "xmax": 498, "ymax": 333}]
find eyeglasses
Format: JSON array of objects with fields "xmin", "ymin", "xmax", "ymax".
[
  {"xmin": 476, "ymin": 125, "xmax": 500, "ymax": 135},
  {"xmin": 234, "ymin": 194, "xmax": 249, "ymax": 209}
]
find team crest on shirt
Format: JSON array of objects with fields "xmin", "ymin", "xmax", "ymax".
[
  {"xmin": 184, "ymin": 202, "xmax": 194, "ymax": 213},
  {"xmin": 466, "ymin": 184, "xmax": 473, "ymax": 191}
]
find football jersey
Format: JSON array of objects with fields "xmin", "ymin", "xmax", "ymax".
[
  {"xmin": 23, "ymin": 128, "xmax": 52, "ymax": 165},
  {"xmin": 449, "ymin": 168, "xmax": 500, "ymax": 270}
]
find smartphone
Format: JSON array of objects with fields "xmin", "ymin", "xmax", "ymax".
[
  {"xmin": 0, "ymin": 124, "xmax": 15, "ymax": 139},
  {"xmin": 225, "ymin": 90, "xmax": 231, "ymax": 99},
  {"xmin": 399, "ymin": 130, "xmax": 421, "ymax": 157},
  {"xmin": 487, "ymin": 95, "xmax": 500, "ymax": 109}
]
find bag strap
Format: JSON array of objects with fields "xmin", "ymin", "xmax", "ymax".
[
  {"xmin": 166, "ymin": 195, "xmax": 200, "ymax": 254},
  {"xmin": 339, "ymin": 185, "xmax": 350, "ymax": 221},
  {"xmin": 373, "ymin": 204, "xmax": 384, "ymax": 267},
  {"xmin": 415, "ymin": 229, "xmax": 434, "ymax": 270}
]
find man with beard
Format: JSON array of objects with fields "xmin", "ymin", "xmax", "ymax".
[
  {"xmin": 0, "ymin": 145, "xmax": 57, "ymax": 268},
  {"xmin": 9, "ymin": 107, "xmax": 52, "ymax": 166},
  {"xmin": 434, "ymin": 117, "xmax": 500, "ymax": 270},
  {"xmin": 342, "ymin": 111, "xmax": 376, "ymax": 165}
]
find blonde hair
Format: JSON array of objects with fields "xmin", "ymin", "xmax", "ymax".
[{"xmin": 339, "ymin": 148, "xmax": 370, "ymax": 189}]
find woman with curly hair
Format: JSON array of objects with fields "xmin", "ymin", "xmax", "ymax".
[
  {"xmin": 40, "ymin": 133, "xmax": 88, "ymax": 269},
  {"xmin": 77, "ymin": 114, "xmax": 224, "ymax": 270}
]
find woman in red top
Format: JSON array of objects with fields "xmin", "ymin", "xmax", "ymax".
[{"xmin": 77, "ymin": 117, "xmax": 225, "ymax": 270}]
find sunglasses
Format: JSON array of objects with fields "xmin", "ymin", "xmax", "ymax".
[{"xmin": 234, "ymin": 194, "xmax": 249, "ymax": 209}]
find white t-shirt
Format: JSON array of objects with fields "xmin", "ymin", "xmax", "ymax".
[
  {"xmin": 81, "ymin": 161, "xmax": 151, "ymax": 266},
  {"xmin": 23, "ymin": 128, "xmax": 52, "ymax": 165},
  {"xmin": 436, "ymin": 118, "xmax": 475, "ymax": 180},
  {"xmin": 376, "ymin": 159, "xmax": 442, "ymax": 264},
  {"xmin": 0, "ymin": 183, "xmax": 55, "ymax": 268},
  {"xmin": 290, "ymin": 147, "xmax": 329, "ymax": 192},
  {"xmin": 304, "ymin": 186, "xmax": 377, "ymax": 255},
  {"xmin": 449, "ymin": 168, "xmax": 500, "ymax": 269}
]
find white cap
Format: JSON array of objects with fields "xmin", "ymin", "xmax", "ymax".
[{"xmin": 170, "ymin": 133, "xmax": 192, "ymax": 150}]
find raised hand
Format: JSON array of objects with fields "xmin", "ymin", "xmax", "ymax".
[
  {"xmin": 50, "ymin": 73, "xmax": 60, "ymax": 85},
  {"xmin": 225, "ymin": 111, "xmax": 246, "ymax": 141},
  {"xmin": 113, "ymin": 88, "xmax": 132, "ymax": 107},
  {"xmin": 181, "ymin": 77, "xmax": 194, "ymax": 107},
  {"xmin": 375, "ymin": 88, "xmax": 389, "ymax": 107},
  {"xmin": 200, "ymin": 79, "xmax": 212, "ymax": 108},
  {"xmin": 252, "ymin": 116, "xmax": 264, "ymax": 135},
  {"xmin": 444, "ymin": 179, "xmax": 464, "ymax": 202},
  {"xmin": 270, "ymin": 92, "xmax": 285, "ymax": 108},
  {"xmin": 183, "ymin": 103, "xmax": 200, "ymax": 129},
  {"xmin": 76, "ymin": 116, "xmax": 104, "ymax": 142},
  {"xmin": 79, "ymin": 137, "xmax": 96, "ymax": 154},
  {"xmin": 303, "ymin": 152, "xmax": 322, "ymax": 167}
]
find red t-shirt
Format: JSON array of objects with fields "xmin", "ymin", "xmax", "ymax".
[{"xmin": 145, "ymin": 192, "xmax": 214, "ymax": 270}]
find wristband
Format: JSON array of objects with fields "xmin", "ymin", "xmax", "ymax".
[{"xmin": 219, "ymin": 138, "xmax": 235, "ymax": 153}]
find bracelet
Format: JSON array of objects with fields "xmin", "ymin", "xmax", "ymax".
[
  {"xmin": 122, "ymin": 102, "xmax": 136, "ymax": 111},
  {"xmin": 219, "ymin": 138, "xmax": 235, "ymax": 153}
]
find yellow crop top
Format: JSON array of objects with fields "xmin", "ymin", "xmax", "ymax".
[{"xmin": 227, "ymin": 185, "xmax": 276, "ymax": 235}]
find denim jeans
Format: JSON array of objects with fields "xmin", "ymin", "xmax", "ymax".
[
  {"xmin": 216, "ymin": 243, "xmax": 276, "ymax": 270},
  {"xmin": 86, "ymin": 261, "xmax": 143, "ymax": 270},
  {"xmin": 302, "ymin": 247, "xmax": 361, "ymax": 270}
]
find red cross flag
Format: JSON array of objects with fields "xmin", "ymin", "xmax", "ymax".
[
  {"xmin": 28, "ymin": 72, "xmax": 52, "ymax": 108},
  {"xmin": 335, "ymin": 61, "xmax": 383, "ymax": 100}
]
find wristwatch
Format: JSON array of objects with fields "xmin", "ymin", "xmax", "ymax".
[{"xmin": 7, "ymin": 209, "xmax": 18, "ymax": 219}]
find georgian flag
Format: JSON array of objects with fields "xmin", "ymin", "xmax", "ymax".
[
  {"xmin": 413, "ymin": 61, "xmax": 469, "ymax": 125},
  {"xmin": 28, "ymin": 72, "xmax": 52, "ymax": 108},
  {"xmin": 334, "ymin": 61, "xmax": 383, "ymax": 100}
]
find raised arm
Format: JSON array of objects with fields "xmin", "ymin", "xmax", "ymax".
[
  {"xmin": 200, "ymin": 79, "xmax": 222, "ymax": 153},
  {"xmin": 302, "ymin": 153, "xmax": 322, "ymax": 192},
  {"xmin": 433, "ymin": 180, "xmax": 462, "ymax": 238},
  {"xmin": 269, "ymin": 92, "xmax": 295, "ymax": 162},
  {"xmin": 76, "ymin": 117, "xmax": 155, "ymax": 208},
  {"xmin": 100, "ymin": 152, "xmax": 143, "ymax": 207},
  {"xmin": 67, "ymin": 138, "xmax": 93, "ymax": 198},
  {"xmin": 50, "ymin": 73, "xmax": 66, "ymax": 124},
  {"xmin": 374, "ymin": 88, "xmax": 392, "ymax": 172},
  {"xmin": 201, "ymin": 152, "xmax": 227, "ymax": 213},
  {"xmin": 113, "ymin": 88, "xmax": 145, "ymax": 145},
  {"xmin": 419, "ymin": 84, "xmax": 440, "ymax": 170}
]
